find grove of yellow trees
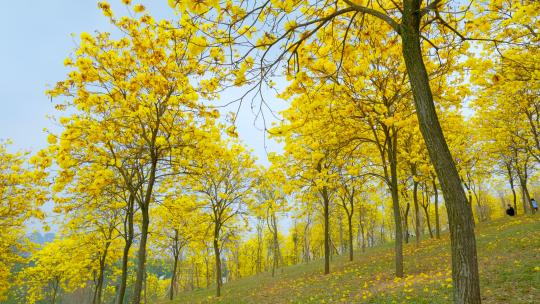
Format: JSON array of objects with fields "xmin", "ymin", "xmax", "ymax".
[{"xmin": 0, "ymin": 1, "xmax": 538, "ymax": 304}]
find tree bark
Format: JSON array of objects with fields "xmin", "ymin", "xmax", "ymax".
[
  {"xmin": 169, "ymin": 253, "xmax": 179, "ymax": 300},
  {"xmin": 347, "ymin": 213, "xmax": 354, "ymax": 261},
  {"xmin": 506, "ymin": 163, "xmax": 518, "ymax": 215},
  {"xmin": 303, "ymin": 217, "xmax": 311, "ymax": 263},
  {"xmin": 256, "ymin": 219, "xmax": 263, "ymax": 273},
  {"xmin": 213, "ymin": 237, "xmax": 222, "ymax": 297},
  {"xmin": 169, "ymin": 229, "xmax": 180, "ymax": 301},
  {"xmin": 359, "ymin": 219, "xmax": 366, "ymax": 253},
  {"xmin": 116, "ymin": 238, "xmax": 131, "ymax": 304},
  {"xmin": 269, "ymin": 212, "xmax": 280, "ymax": 277},
  {"xmin": 338, "ymin": 214, "xmax": 344, "ymax": 255},
  {"xmin": 432, "ymin": 178, "xmax": 441, "ymax": 239},
  {"xmin": 401, "ymin": 3, "xmax": 481, "ymax": 302},
  {"xmin": 92, "ymin": 241, "xmax": 110, "ymax": 304},
  {"xmin": 340, "ymin": 190, "xmax": 355, "ymax": 261},
  {"xmin": 322, "ymin": 186, "xmax": 330, "ymax": 274},
  {"xmin": 388, "ymin": 128, "xmax": 404, "ymax": 277},
  {"xmin": 132, "ymin": 207, "xmax": 150, "ymax": 304},
  {"xmin": 421, "ymin": 185, "xmax": 434, "ymax": 238},
  {"xmin": 404, "ymin": 202, "xmax": 410, "ymax": 244},
  {"xmin": 132, "ymin": 153, "xmax": 158, "ymax": 304},
  {"xmin": 116, "ymin": 194, "xmax": 134, "ymax": 304},
  {"xmin": 422, "ymin": 204, "xmax": 434, "ymax": 239},
  {"xmin": 116, "ymin": 236, "xmax": 132, "ymax": 304},
  {"xmin": 517, "ymin": 172, "xmax": 532, "ymax": 214},
  {"xmin": 413, "ymin": 179, "xmax": 421, "ymax": 246},
  {"xmin": 51, "ymin": 278, "xmax": 59, "ymax": 304}
]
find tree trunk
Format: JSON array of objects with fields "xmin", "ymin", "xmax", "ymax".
[
  {"xmin": 380, "ymin": 218, "xmax": 385, "ymax": 244},
  {"xmin": 256, "ymin": 220, "xmax": 263, "ymax": 273},
  {"xmin": 195, "ymin": 261, "xmax": 200, "ymax": 288},
  {"xmin": 144, "ymin": 271, "xmax": 147, "ymax": 304},
  {"xmin": 507, "ymin": 165, "xmax": 517, "ymax": 215},
  {"xmin": 92, "ymin": 271, "xmax": 102, "ymax": 304},
  {"xmin": 133, "ymin": 154, "xmax": 157, "ymax": 304},
  {"xmin": 413, "ymin": 180, "xmax": 421, "ymax": 246},
  {"xmin": 293, "ymin": 221, "xmax": 299, "ymax": 264},
  {"xmin": 423, "ymin": 205, "xmax": 434, "ymax": 239},
  {"xmin": 116, "ymin": 195, "xmax": 134, "ymax": 304},
  {"xmin": 272, "ymin": 214, "xmax": 280, "ymax": 277},
  {"xmin": 213, "ymin": 238, "xmax": 222, "ymax": 297},
  {"xmin": 404, "ymin": 202, "xmax": 410, "ymax": 244},
  {"xmin": 338, "ymin": 214, "xmax": 344, "ymax": 255},
  {"xmin": 205, "ymin": 255, "xmax": 210, "ymax": 288},
  {"xmin": 347, "ymin": 214, "xmax": 354, "ymax": 261},
  {"xmin": 169, "ymin": 253, "xmax": 179, "ymax": 300},
  {"xmin": 422, "ymin": 185, "xmax": 434, "ymax": 238},
  {"xmin": 51, "ymin": 278, "xmax": 59, "ymax": 304},
  {"xmin": 93, "ymin": 242, "xmax": 109, "ymax": 304},
  {"xmin": 432, "ymin": 178, "xmax": 441, "ymax": 239},
  {"xmin": 518, "ymin": 174, "xmax": 531, "ymax": 214},
  {"xmin": 304, "ymin": 221, "xmax": 311, "ymax": 263},
  {"xmin": 322, "ymin": 186, "xmax": 330, "ymax": 274},
  {"xmin": 132, "ymin": 207, "xmax": 150, "ymax": 304},
  {"xmin": 358, "ymin": 203, "xmax": 366, "ymax": 253},
  {"xmin": 388, "ymin": 129, "xmax": 404, "ymax": 277},
  {"xmin": 116, "ymin": 237, "xmax": 132, "ymax": 304},
  {"xmin": 359, "ymin": 220, "xmax": 366, "ymax": 253},
  {"xmin": 401, "ymin": 4, "xmax": 481, "ymax": 302}
]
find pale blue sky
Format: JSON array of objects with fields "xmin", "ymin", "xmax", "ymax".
[{"xmin": 0, "ymin": 0, "xmax": 283, "ymax": 164}]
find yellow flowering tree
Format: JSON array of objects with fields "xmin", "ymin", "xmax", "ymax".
[
  {"xmin": 0, "ymin": 142, "xmax": 48, "ymax": 300},
  {"xmin": 46, "ymin": 3, "xmax": 223, "ymax": 303}
]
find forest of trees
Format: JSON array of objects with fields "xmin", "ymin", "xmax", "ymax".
[{"xmin": 0, "ymin": 1, "xmax": 538, "ymax": 304}]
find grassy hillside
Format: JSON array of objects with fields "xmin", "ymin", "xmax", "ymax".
[{"xmin": 165, "ymin": 216, "xmax": 539, "ymax": 303}]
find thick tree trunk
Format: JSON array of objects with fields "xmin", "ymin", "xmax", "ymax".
[
  {"xmin": 401, "ymin": 4, "xmax": 481, "ymax": 302},
  {"xmin": 132, "ymin": 207, "xmax": 150, "ymax": 304},
  {"xmin": 144, "ymin": 272, "xmax": 148, "ymax": 303}
]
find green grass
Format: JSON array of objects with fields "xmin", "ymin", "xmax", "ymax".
[{"xmin": 163, "ymin": 216, "xmax": 540, "ymax": 303}]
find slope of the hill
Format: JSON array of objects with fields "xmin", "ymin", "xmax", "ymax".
[{"xmin": 165, "ymin": 216, "xmax": 539, "ymax": 303}]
